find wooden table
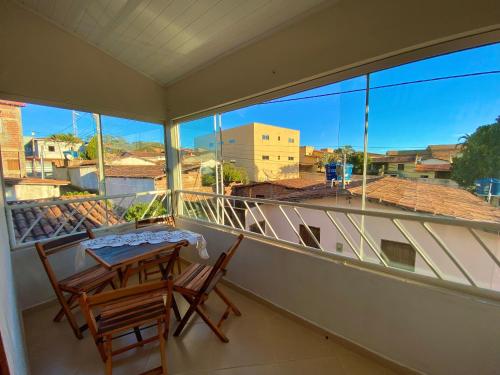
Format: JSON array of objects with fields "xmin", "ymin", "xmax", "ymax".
[{"xmin": 85, "ymin": 227, "xmax": 189, "ymax": 287}]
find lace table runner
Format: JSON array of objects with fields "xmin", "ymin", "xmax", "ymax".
[{"xmin": 75, "ymin": 230, "xmax": 208, "ymax": 270}]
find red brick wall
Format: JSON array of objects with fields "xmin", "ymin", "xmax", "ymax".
[{"xmin": 0, "ymin": 102, "xmax": 26, "ymax": 177}]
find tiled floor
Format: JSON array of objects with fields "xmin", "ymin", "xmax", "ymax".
[{"xmin": 24, "ymin": 284, "xmax": 399, "ymax": 375}]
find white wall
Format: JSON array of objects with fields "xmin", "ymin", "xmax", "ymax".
[
  {"xmin": 177, "ymin": 218, "xmax": 500, "ymax": 375},
  {"xmin": 5, "ymin": 184, "xmax": 61, "ymax": 201},
  {"xmin": 67, "ymin": 167, "xmax": 99, "ymax": 191},
  {"xmin": 246, "ymin": 197, "xmax": 500, "ymax": 290},
  {"xmin": 0, "ymin": 182, "xmax": 28, "ymax": 374},
  {"xmin": 105, "ymin": 177, "xmax": 156, "ymax": 208}
]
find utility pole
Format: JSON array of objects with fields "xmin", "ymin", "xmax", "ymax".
[
  {"xmin": 72, "ymin": 111, "xmax": 79, "ymax": 138},
  {"xmin": 31, "ymin": 131, "xmax": 36, "ymax": 177}
]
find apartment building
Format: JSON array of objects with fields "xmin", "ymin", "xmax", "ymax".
[{"xmin": 195, "ymin": 123, "xmax": 300, "ymax": 182}]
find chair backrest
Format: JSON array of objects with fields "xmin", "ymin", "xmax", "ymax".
[
  {"xmin": 79, "ymin": 279, "xmax": 174, "ymax": 339},
  {"xmin": 35, "ymin": 230, "xmax": 94, "ymax": 301},
  {"xmin": 122, "ymin": 241, "xmax": 184, "ymax": 286},
  {"xmin": 198, "ymin": 252, "xmax": 228, "ymax": 296},
  {"xmin": 35, "ymin": 229, "xmax": 95, "ymax": 258},
  {"xmin": 136, "ymin": 215, "xmax": 175, "ymax": 229},
  {"xmin": 220, "ymin": 234, "xmax": 244, "ymax": 271}
]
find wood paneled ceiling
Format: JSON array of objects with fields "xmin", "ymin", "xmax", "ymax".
[{"xmin": 16, "ymin": 0, "xmax": 329, "ymax": 85}]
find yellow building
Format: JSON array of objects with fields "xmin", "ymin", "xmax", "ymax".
[{"xmin": 195, "ymin": 123, "xmax": 300, "ymax": 182}]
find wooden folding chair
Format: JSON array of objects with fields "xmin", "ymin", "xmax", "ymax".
[
  {"xmin": 135, "ymin": 215, "xmax": 182, "ymax": 281},
  {"xmin": 79, "ymin": 279, "xmax": 175, "ymax": 375},
  {"xmin": 35, "ymin": 230, "xmax": 117, "ymax": 339},
  {"xmin": 173, "ymin": 234, "xmax": 244, "ymax": 343}
]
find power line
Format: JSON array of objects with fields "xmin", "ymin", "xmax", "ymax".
[{"xmin": 259, "ymin": 70, "xmax": 500, "ymax": 105}]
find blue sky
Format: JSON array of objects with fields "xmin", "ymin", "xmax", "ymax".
[{"xmin": 19, "ymin": 43, "xmax": 500, "ymax": 154}]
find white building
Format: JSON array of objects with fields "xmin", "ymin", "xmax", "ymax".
[{"xmin": 241, "ymin": 177, "xmax": 500, "ymax": 290}]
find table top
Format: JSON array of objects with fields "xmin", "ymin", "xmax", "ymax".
[{"xmin": 85, "ymin": 226, "xmax": 187, "ymax": 270}]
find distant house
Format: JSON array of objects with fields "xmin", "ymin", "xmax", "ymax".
[
  {"xmin": 24, "ymin": 136, "xmax": 83, "ymax": 177},
  {"xmin": 110, "ymin": 151, "xmax": 165, "ymax": 166},
  {"xmin": 0, "ymin": 100, "xmax": 27, "ymax": 178},
  {"xmin": 370, "ymin": 144, "xmax": 461, "ymax": 183},
  {"xmin": 299, "ymin": 146, "xmax": 335, "ymax": 173},
  {"xmin": 233, "ymin": 176, "xmax": 500, "ymax": 290},
  {"xmin": 4, "ymin": 177, "xmax": 70, "ymax": 201}
]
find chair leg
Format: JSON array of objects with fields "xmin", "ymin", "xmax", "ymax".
[
  {"xmin": 110, "ymin": 280, "xmax": 117, "ymax": 290},
  {"xmin": 176, "ymin": 259, "xmax": 182, "ymax": 275},
  {"xmin": 53, "ymin": 294, "xmax": 77, "ymax": 322},
  {"xmin": 159, "ymin": 320, "xmax": 168, "ymax": 374},
  {"xmin": 55, "ymin": 291, "xmax": 83, "ymax": 339},
  {"xmin": 171, "ymin": 296, "xmax": 181, "ymax": 322},
  {"xmin": 104, "ymin": 336, "xmax": 113, "ymax": 375},
  {"xmin": 214, "ymin": 286, "xmax": 241, "ymax": 316},
  {"xmin": 195, "ymin": 306, "xmax": 229, "ymax": 343},
  {"xmin": 133, "ymin": 327, "xmax": 143, "ymax": 345},
  {"xmin": 173, "ymin": 297, "xmax": 198, "ymax": 337}
]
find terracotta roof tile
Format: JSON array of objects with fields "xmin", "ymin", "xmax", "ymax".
[
  {"xmin": 8, "ymin": 196, "xmax": 123, "ymax": 243},
  {"xmin": 104, "ymin": 165, "xmax": 165, "ymax": 179},
  {"xmin": 348, "ymin": 177, "xmax": 500, "ymax": 223},
  {"xmin": 415, "ymin": 164, "xmax": 451, "ymax": 172}
]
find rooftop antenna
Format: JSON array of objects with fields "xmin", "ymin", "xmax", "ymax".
[{"xmin": 72, "ymin": 111, "xmax": 79, "ymax": 137}]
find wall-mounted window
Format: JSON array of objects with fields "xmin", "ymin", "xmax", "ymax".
[
  {"xmin": 381, "ymin": 240, "xmax": 416, "ymax": 271},
  {"xmin": 47, "ymin": 145, "xmax": 55, "ymax": 152},
  {"xmin": 228, "ymin": 139, "xmax": 236, "ymax": 144},
  {"xmin": 288, "ymin": 156, "xmax": 294, "ymax": 161},
  {"xmin": 262, "ymin": 155, "xmax": 270, "ymax": 160},
  {"xmin": 397, "ymin": 164, "xmax": 405, "ymax": 171},
  {"xmin": 299, "ymin": 224, "xmax": 320, "ymax": 248},
  {"xmin": 277, "ymin": 155, "xmax": 281, "ymax": 160},
  {"xmin": 288, "ymin": 137, "xmax": 295, "ymax": 143},
  {"xmin": 262, "ymin": 134, "xmax": 270, "ymax": 140},
  {"xmin": 278, "ymin": 136, "xmax": 281, "ymax": 141}
]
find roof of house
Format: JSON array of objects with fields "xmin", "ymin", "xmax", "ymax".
[
  {"xmin": 233, "ymin": 177, "xmax": 324, "ymax": 191},
  {"xmin": 0, "ymin": 100, "xmax": 25, "ymax": 107},
  {"xmin": 4, "ymin": 177, "xmax": 70, "ymax": 186},
  {"xmin": 104, "ymin": 165, "xmax": 165, "ymax": 179},
  {"xmin": 7, "ymin": 196, "xmax": 123, "ymax": 243},
  {"xmin": 348, "ymin": 177, "xmax": 500, "ymax": 222},
  {"xmin": 415, "ymin": 164, "xmax": 452, "ymax": 172},
  {"xmin": 120, "ymin": 151, "xmax": 164, "ymax": 158},
  {"xmin": 371, "ymin": 155, "xmax": 416, "ymax": 163},
  {"xmin": 274, "ymin": 176, "xmax": 500, "ymax": 223}
]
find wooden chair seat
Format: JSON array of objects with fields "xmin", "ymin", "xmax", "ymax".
[
  {"xmin": 98, "ymin": 290, "xmax": 167, "ymax": 335},
  {"xmin": 59, "ymin": 265, "xmax": 117, "ymax": 294},
  {"xmin": 174, "ymin": 263, "xmax": 218, "ymax": 296}
]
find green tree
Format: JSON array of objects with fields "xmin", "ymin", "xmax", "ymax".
[
  {"xmin": 347, "ymin": 152, "xmax": 370, "ymax": 174},
  {"xmin": 124, "ymin": 201, "xmax": 167, "ymax": 222},
  {"xmin": 49, "ymin": 133, "xmax": 82, "ymax": 144},
  {"xmin": 80, "ymin": 135, "xmax": 98, "ymax": 160},
  {"xmin": 201, "ymin": 163, "xmax": 248, "ymax": 186},
  {"xmin": 452, "ymin": 117, "xmax": 500, "ymax": 187},
  {"xmin": 222, "ymin": 162, "xmax": 248, "ymax": 184}
]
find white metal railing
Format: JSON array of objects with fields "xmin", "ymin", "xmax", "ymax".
[
  {"xmin": 6, "ymin": 190, "xmax": 171, "ymax": 248},
  {"xmin": 175, "ymin": 190, "xmax": 500, "ymax": 293}
]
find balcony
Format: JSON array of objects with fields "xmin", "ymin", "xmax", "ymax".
[
  {"xmin": 1, "ymin": 1, "xmax": 499, "ymax": 375},
  {"xmin": 24, "ymin": 281, "xmax": 397, "ymax": 375}
]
